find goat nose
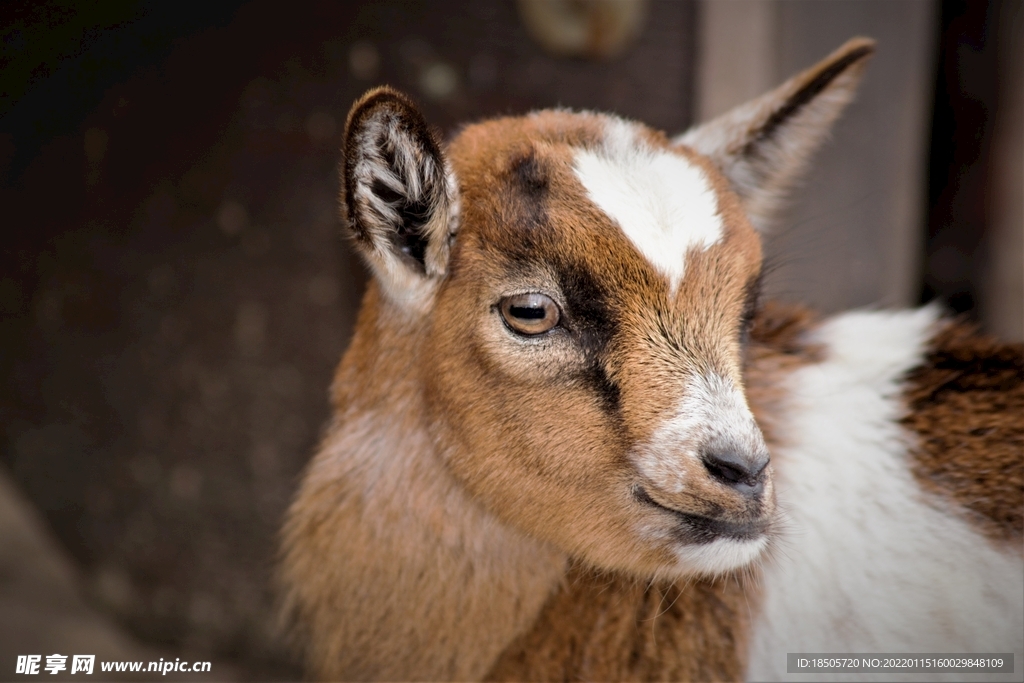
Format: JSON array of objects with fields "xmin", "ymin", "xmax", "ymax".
[{"xmin": 701, "ymin": 451, "xmax": 769, "ymax": 496}]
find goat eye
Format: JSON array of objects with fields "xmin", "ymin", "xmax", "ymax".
[{"xmin": 499, "ymin": 293, "xmax": 560, "ymax": 336}]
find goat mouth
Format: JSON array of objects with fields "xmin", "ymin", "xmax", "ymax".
[{"xmin": 634, "ymin": 486, "xmax": 767, "ymax": 544}]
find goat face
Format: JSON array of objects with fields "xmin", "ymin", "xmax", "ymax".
[
  {"xmin": 339, "ymin": 39, "xmax": 873, "ymax": 580},
  {"xmin": 426, "ymin": 113, "xmax": 772, "ymax": 579}
]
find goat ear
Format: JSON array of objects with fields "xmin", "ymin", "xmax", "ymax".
[
  {"xmin": 675, "ymin": 37, "xmax": 875, "ymax": 232},
  {"xmin": 341, "ymin": 87, "xmax": 457, "ymax": 303}
]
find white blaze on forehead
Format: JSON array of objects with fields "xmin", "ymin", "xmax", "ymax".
[{"xmin": 573, "ymin": 118, "xmax": 724, "ymax": 291}]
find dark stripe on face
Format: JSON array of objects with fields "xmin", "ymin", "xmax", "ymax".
[
  {"xmin": 555, "ymin": 258, "xmax": 615, "ymax": 352},
  {"xmin": 554, "ymin": 258, "xmax": 621, "ymax": 413},
  {"xmin": 510, "ymin": 149, "xmax": 548, "ymax": 194},
  {"xmin": 583, "ymin": 360, "xmax": 621, "ymax": 414},
  {"xmin": 493, "ymin": 147, "xmax": 621, "ymax": 412},
  {"xmin": 504, "ymin": 149, "xmax": 549, "ymax": 235}
]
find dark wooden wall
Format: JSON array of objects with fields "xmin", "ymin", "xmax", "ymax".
[
  {"xmin": 923, "ymin": 0, "xmax": 1022, "ymax": 341},
  {"xmin": 0, "ymin": 1, "xmax": 695, "ymax": 675}
]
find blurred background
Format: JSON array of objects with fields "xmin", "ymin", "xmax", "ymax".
[{"xmin": 0, "ymin": 0, "xmax": 1020, "ymax": 679}]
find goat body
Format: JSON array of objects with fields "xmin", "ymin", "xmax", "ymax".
[{"xmin": 280, "ymin": 38, "xmax": 1024, "ymax": 681}]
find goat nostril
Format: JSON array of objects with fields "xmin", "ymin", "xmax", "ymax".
[
  {"xmin": 702, "ymin": 452, "xmax": 769, "ymax": 494},
  {"xmin": 704, "ymin": 459, "xmax": 745, "ymax": 483}
]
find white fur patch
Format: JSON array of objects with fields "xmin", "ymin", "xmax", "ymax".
[
  {"xmin": 747, "ymin": 307, "xmax": 1024, "ymax": 682},
  {"xmin": 677, "ymin": 535, "xmax": 768, "ymax": 576},
  {"xmin": 633, "ymin": 374, "xmax": 766, "ymax": 495},
  {"xmin": 573, "ymin": 118, "xmax": 724, "ymax": 292}
]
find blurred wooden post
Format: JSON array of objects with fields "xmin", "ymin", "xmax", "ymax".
[
  {"xmin": 982, "ymin": 3, "xmax": 1023, "ymax": 342},
  {"xmin": 694, "ymin": 0, "xmax": 778, "ymax": 120},
  {"xmin": 695, "ymin": 0, "xmax": 938, "ymax": 315}
]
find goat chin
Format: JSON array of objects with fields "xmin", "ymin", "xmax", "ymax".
[{"xmin": 280, "ymin": 35, "xmax": 1024, "ymax": 682}]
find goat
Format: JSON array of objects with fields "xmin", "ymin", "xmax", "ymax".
[{"xmin": 279, "ymin": 37, "xmax": 1024, "ymax": 681}]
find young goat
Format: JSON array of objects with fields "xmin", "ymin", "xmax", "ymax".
[{"xmin": 280, "ymin": 38, "xmax": 1023, "ymax": 681}]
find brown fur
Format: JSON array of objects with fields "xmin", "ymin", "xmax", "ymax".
[
  {"xmin": 901, "ymin": 321, "xmax": 1024, "ymax": 543},
  {"xmin": 280, "ymin": 40, "xmax": 877, "ymax": 682},
  {"xmin": 279, "ymin": 285, "xmax": 567, "ymax": 681},
  {"xmin": 281, "ymin": 103, "xmax": 773, "ymax": 680},
  {"xmin": 483, "ymin": 304, "xmax": 821, "ymax": 682},
  {"xmin": 486, "ymin": 566, "xmax": 754, "ymax": 682}
]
